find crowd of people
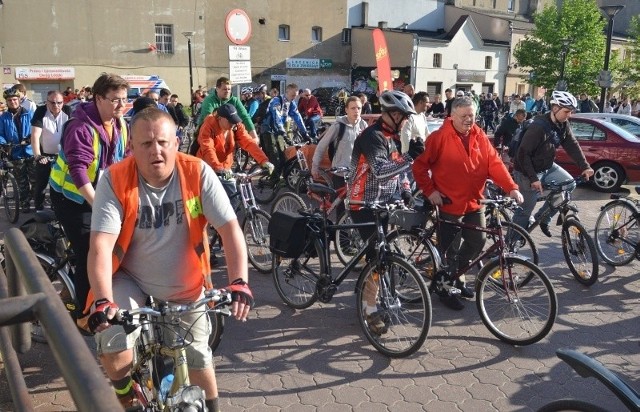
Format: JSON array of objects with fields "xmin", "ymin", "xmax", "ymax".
[{"xmin": 0, "ymin": 73, "xmax": 627, "ymax": 409}]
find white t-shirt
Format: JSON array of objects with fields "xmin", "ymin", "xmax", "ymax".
[
  {"xmin": 91, "ymin": 160, "xmax": 235, "ymax": 301},
  {"xmin": 400, "ymin": 112, "xmax": 428, "ymax": 154}
]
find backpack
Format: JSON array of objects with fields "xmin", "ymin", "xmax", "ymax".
[
  {"xmin": 507, "ymin": 117, "xmax": 556, "ymax": 158},
  {"xmin": 327, "ymin": 122, "xmax": 347, "ymax": 162},
  {"xmin": 251, "ymin": 98, "xmax": 271, "ymax": 125}
]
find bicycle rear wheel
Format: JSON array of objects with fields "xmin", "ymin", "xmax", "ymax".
[
  {"xmin": 271, "ymin": 192, "xmax": 308, "ymax": 215},
  {"xmin": 561, "ymin": 218, "xmax": 598, "ymax": 286},
  {"xmin": 334, "ymin": 212, "xmax": 366, "ymax": 268},
  {"xmin": 272, "ymin": 239, "xmax": 324, "ymax": 309},
  {"xmin": 356, "ymin": 255, "xmax": 431, "ymax": 358},
  {"xmin": 243, "ymin": 210, "xmax": 272, "ymax": 273},
  {"xmin": 476, "ymin": 256, "xmax": 557, "ymax": 346},
  {"xmin": 3, "ymin": 172, "xmax": 19, "ymax": 223},
  {"xmin": 386, "ymin": 228, "xmax": 438, "ymax": 282},
  {"xmin": 594, "ymin": 200, "xmax": 639, "ymax": 266}
]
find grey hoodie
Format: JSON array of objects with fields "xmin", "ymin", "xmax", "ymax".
[{"xmin": 312, "ymin": 115, "xmax": 368, "ymax": 176}]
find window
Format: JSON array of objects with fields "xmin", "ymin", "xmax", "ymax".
[
  {"xmin": 569, "ymin": 122, "xmax": 605, "ymax": 141},
  {"xmin": 433, "ymin": 53, "xmax": 442, "ymax": 68},
  {"xmin": 507, "ymin": 0, "xmax": 514, "ymax": 11},
  {"xmin": 485, "ymin": 56, "xmax": 493, "ymax": 70},
  {"xmin": 154, "ymin": 24, "xmax": 173, "ymax": 54},
  {"xmin": 279, "ymin": 25, "xmax": 290, "ymax": 41},
  {"xmin": 341, "ymin": 28, "xmax": 351, "ymax": 44},
  {"xmin": 311, "ymin": 26, "xmax": 322, "ymax": 43}
]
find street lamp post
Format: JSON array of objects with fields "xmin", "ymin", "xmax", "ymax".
[
  {"xmin": 598, "ymin": 5, "xmax": 625, "ymax": 113},
  {"xmin": 182, "ymin": 31, "xmax": 195, "ymax": 104},
  {"xmin": 556, "ymin": 39, "xmax": 571, "ymax": 91}
]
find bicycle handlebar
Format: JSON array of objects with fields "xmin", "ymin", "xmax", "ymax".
[
  {"xmin": 110, "ymin": 289, "xmax": 233, "ymax": 326},
  {"xmin": 232, "ymin": 167, "xmax": 268, "ymax": 181}
]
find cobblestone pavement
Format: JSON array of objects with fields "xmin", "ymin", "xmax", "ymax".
[{"xmin": 1, "ymin": 185, "xmax": 638, "ymax": 411}]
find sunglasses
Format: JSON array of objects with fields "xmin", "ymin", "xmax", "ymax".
[{"xmin": 48, "ymin": 100, "xmax": 64, "ymax": 105}]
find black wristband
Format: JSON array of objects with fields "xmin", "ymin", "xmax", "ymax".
[{"xmin": 94, "ymin": 298, "xmax": 110, "ymax": 308}]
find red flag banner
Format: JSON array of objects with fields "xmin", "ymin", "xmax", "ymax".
[{"xmin": 372, "ymin": 28, "xmax": 392, "ymax": 94}]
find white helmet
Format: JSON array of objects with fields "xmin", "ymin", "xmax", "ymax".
[
  {"xmin": 379, "ymin": 90, "xmax": 417, "ymax": 115},
  {"xmin": 550, "ymin": 90, "xmax": 577, "ymax": 111}
]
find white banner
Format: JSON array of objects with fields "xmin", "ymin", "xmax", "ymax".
[
  {"xmin": 229, "ymin": 61, "xmax": 252, "ymax": 84},
  {"xmin": 15, "ymin": 67, "xmax": 75, "ymax": 80}
]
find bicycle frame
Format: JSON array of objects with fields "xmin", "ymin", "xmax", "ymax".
[
  {"xmin": 526, "ymin": 177, "xmax": 585, "ymax": 233},
  {"xmin": 433, "ymin": 200, "xmax": 520, "ymax": 299}
]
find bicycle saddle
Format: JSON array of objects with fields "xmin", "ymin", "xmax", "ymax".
[
  {"xmin": 308, "ymin": 182, "xmax": 337, "ymax": 198},
  {"xmin": 32, "ymin": 209, "xmax": 57, "ymax": 224}
]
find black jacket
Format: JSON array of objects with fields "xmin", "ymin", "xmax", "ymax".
[
  {"xmin": 493, "ymin": 115, "xmax": 520, "ymax": 148},
  {"xmin": 514, "ymin": 113, "xmax": 589, "ymax": 183}
]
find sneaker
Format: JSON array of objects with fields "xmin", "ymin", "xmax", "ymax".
[
  {"xmin": 439, "ymin": 293, "xmax": 465, "ymax": 310},
  {"xmin": 540, "ymin": 223, "xmax": 552, "ymax": 238},
  {"xmin": 455, "ymin": 280, "xmax": 475, "ymax": 299},
  {"xmin": 366, "ymin": 312, "xmax": 389, "ymax": 335}
]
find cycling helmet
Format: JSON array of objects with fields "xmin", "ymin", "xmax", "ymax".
[
  {"xmin": 3, "ymin": 87, "xmax": 20, "ymax": 100},
  {"xmin": 254, "ymin": 84, "xmax": 267, "ymax": 93},
  {"xmin": 550, "ymin": 90, "xmax": 577, "ymax": 111},
  {"xmin": 241, "ymin": 87, "xmax": 253, "ymax": 95},
  {"xmin": 379, "ymin": 90, "xmax": 416, "ymax": 115}
]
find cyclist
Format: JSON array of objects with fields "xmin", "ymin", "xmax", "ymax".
[
  {"xmin": 413, "ymin": 96, "xmax": 523, "ymax": 310},
  {"xmin": 512, "ymin": 90, "xmax": 594, "ymax": 237},
  {"xmin": 261, "ymin": 83, "xmax": 309, "ymax": 183},
  {"xmin": 196, "ymin": 103, "xmax": 274, "ymax": 209},
  {"xmin": 297, "ymin": 89, "xmax": 323, "ymax": 140},
  {"xmin": 30, "ymin": 90, "xmax": 72, "ymax": 211},
  {"xmin": 0, "ymin": 86, "xmax": 34, "ymax": 213},
  {"xmin": 87, "ymin": 109, "xmax": 253, "ymax": 412},
  {"xmin": 348, "ymin": 90, "xmax": 414, "ymax": 334},
  {"xmin": 197, "ymin": 77, "xmax": 259, "ymax": 143},
  {"xmin": 49, "ymin": 73, "xmax": 130, "ymax": 332}
]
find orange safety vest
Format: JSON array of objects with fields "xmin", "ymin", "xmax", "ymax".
[{"xmin": 84, "ymin": 152, "xmax": 212, "ymax": 312}]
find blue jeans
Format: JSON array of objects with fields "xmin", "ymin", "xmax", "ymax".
[
  {"xmin": 512, "ymin": 163, "xmax": 575, "ymax": 229},
  {"xmin": 305, "ymin": 114, "xmax": 322, "ymax": 138}
]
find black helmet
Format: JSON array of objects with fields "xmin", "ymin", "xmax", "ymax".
[
  {"xmin": 3, "ymin": 87, "xmax": 20, "ymax": 100},
  {"xmin": 379, "ymin": 90, "xmax": 416, "ymax": 115}
]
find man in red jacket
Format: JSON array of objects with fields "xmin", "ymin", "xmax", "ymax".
[
  {"xmin": 412, "ymin": 96, "xmax": 523, "ymax": 310},
  {"xmin": 297, "ymin": 89, "xmax": 323, "ymax": 139}
]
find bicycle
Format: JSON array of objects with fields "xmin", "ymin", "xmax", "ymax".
[
  {"xmin": 0, "ymin": 144, "xmax": 20, "ymax": 223},
  {"xmin": 515, "ymin": 176, "xmax": 599, "ymax": 286},
  {"xmin": 269, "ymin": 191, "xmax": 432, "ymax": 358},
  {"xmin": 593, "ymin": 186, "xmax": 640, "ymax": 266},
  {"xmin": 387, "ymin": 197, "xmax": 539, "ymax": 283},
  {"xmin": 272, "ymin": 167, "xmax": 365, "ymax": 269},
  {"xmin": 108, "ymin": 288, "xmax": 233, "ymax": 411},
  {"xmin": 401, "ymin": 197, "xmax": 556, "ymax": 345},
  {"xmin": 210, "ymin": 168, "xmax": 272, "ymax": 273},
  {"xmin": 536, "ymin": 348, "xmax": 640, "ymax": 412}
]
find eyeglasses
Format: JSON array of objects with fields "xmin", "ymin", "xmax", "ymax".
[
  {"xmin": 48, "ymin": 100, "xmax": 64, "ymax": 105},
  {"xmin": 104, "ymin": 96, "xmax": 127, "ymax": 105}
]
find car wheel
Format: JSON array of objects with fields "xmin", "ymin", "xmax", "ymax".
[{"xmin": 592, "ymin": 161, "xmax": 624, "ymax": 193}]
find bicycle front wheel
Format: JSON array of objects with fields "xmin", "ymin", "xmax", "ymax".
[
  {"xmin": 33, "ymin": 254, "xmax": 76, "ymax": 343},
  {"xmin": 594, "ymin": 200, "xmax": 639, "ymax": 266},
  {"xmin": 3, "ymin": 172, "xmax": 19, "ymax": 223},
  {"xmin": 243, "ymin": 210, "xmax": 272, "ymax": 273},
  {"xmin": 272, "ymin": 239, "xmax": 324, "ymax": 309},
  {"xmin": 356, "ymin": 255, "xmax": 431, "ymax": 358},
  {"xmin": 271, "ymin": 191, "xmax": 308, "ymax": 215},
  {"xmin": 250, "ymin": 165, "xmax": 278, "ymax": 204},
  {"xmin": 476, "ymin": 256, "xmax": 557, "ymax": 346},
  {"xmin": 208, "ymin": 311, "xmax": 225, "ymax": 352},
  {"xmin": 561, "ymin": 218, "xmax": 598, "ymax": 286},
  {"xmin": 537, "ymin": 399, "xmax": 609, "ymax": 412}
]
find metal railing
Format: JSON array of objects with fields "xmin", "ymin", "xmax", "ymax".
[{"xmin": 0, "ymin": 228, "xmax": 122, "ymax": 411}]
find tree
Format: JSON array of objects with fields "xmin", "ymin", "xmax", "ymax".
[
  {"xmin": 514, "ymin": 0, "xmax": 606, "ymax": 96},
  {"xmin": 614, "ymin": 16, "xmax": 640, "ymax": 98}
]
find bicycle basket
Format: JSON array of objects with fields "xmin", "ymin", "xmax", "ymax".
[
  {"xmin": 388, "ymin": 209, "xmax": 428, "ymax": 231},
  {"xmin": 268, "ymin": 210, "xmax": 313, "ymax": 258}
]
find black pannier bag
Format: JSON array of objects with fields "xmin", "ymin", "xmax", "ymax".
[{"xmin": 269, "ymin": 210, "xmax": 311, "ymax": 258}]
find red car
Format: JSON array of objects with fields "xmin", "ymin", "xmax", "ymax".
[{"xmin": 556, "ymin": 116, "xmax": 640, "ymax": 192}]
